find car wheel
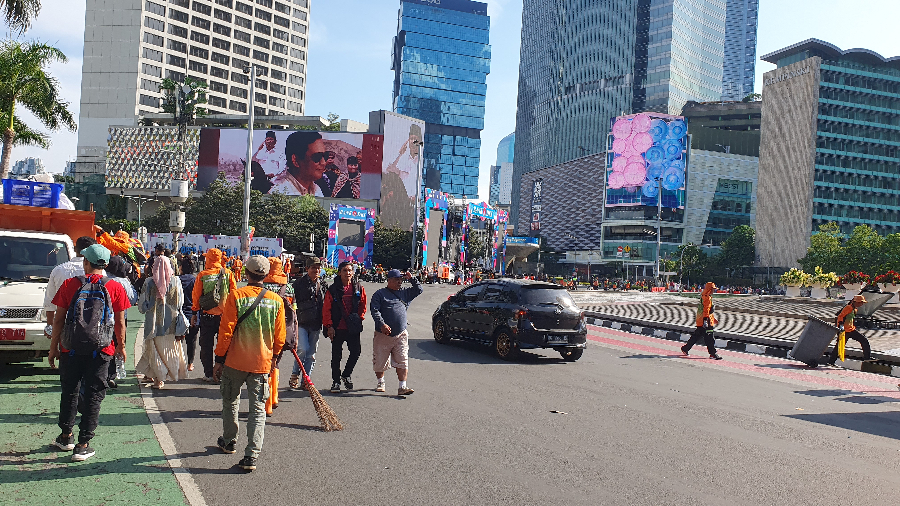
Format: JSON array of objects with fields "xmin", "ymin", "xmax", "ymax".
[
  {"xmin": 433, "ymin": 319, "xmax": 450, "ymax": 344},
  {"xmin": 494, "ymin": 330, "xmax": 517, "ymax": 360},
  {"xmin": 559, "ymin": 348, "xmax": 584, "ymax": 362}
]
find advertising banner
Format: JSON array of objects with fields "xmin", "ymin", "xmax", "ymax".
[
  {"xmin": 144, "ymin": 233, "xmax": 283, "ymax": 258},
  {"xmin": 605, "ymin": 112, "xmax": 688, "ymax": 208},
  {"xmin": 506, "ymin": 236, "xmax": 540, "ymax": 246},
  {"xmin": 196, "ymin": 128, "xmax": 384, "ymax": 200},
  {"xmin": 529, "ymin": 179, "xmax": 542, "ymax": 235},
  {"xmin": 421, "ymin": 188, "xmax": 449, "ymax": 269},
  {"xmin": 380, "ymin": 112, "xmax": 426, "ymax": 231},
  {"xmin": 327, "ymin": 204, "xmax": 376, "ymax": 269}
]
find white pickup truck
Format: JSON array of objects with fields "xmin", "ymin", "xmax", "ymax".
[{"xmin": 0, "ymin": 229, "xmax": 76, "ymax": 364}]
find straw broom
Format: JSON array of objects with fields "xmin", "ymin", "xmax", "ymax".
[{"xmin": 289, "ymin": 348, "xmax": 344, "ymax": 431}]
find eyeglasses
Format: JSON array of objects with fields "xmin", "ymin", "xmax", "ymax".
[{"xmin": 309, "ymin": 152, "xmax": 328, "ymax": 163}]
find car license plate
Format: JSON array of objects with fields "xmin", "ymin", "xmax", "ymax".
[
  {"xmin": 546, "ymin": 335, "xmax": 568, "ymax": 344},
  {"xmin": 0, "ymin": 328, "xmax": 26, "ymax": 340}
]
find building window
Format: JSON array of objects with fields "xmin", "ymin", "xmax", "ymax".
[
  {"xmin": 212, "ymin": 37, "xmax": 230, "ymax": 50},
  {"xmin": 209, "ymin": 80, "xmax": 227, "ymax": 93},
  {"xmin": 213, "ymin": 8, "xmax": 231, "ymax": 22},
  {"xmin": 288, "ymin": 74, "xmax": 303, "ymax": 87},
  {"xmin": 190, "ymin": 30, "xmax": 210, "ymax": 44},
  {"xmin": 214, "ymin": 0, "xmax": 232, "ymax": 7},
  {"xmin": 168, "ymin": 9, "xmax": 187, "ymax": 23},
  {"xmin": 253, "ymin": 36, "xmax": 269, "ymax": 49},
  {"xmin": 270, "ymin": 82, "xmax": 285, "ymax": 94},
  {"xmin": 289, "ymin": 47, "xmax": 304, "ymax": 60},
  {"xmin": 170, "ymin": 0, "xmax": 189, "ymax": 7},
  {"xmin": 255, "ymin": 92, "xmax": 266, "ymax": 104},
  {"xmin": 291, "ymin": 21, "xmax": 306, "ymax": 34},
  {"xmin": 255, "ymin": 78, "xmax": 268, "ymax": 90},
  {"xmin": 231, "ymin": 71, "xmax": 249, "ymax": 85},
  {"xmin": 271, "ymin": 55, "xmax": 286, "ymax": 68},
  {"xmin": 269, "ymin": 96, "xmax": 285, "ymax": 108},
  {"xmin": 290, "ymin": 34, "xmax": 305, "ymax": 47},
  {"xmin": 189, "ymin": 46, "xmax": 209, "ymax": 59},
  {"xmin": 286, "ymin": 86, "xmax": 301, "ymax": 99},
  {"xmin": 191, "ymin": 1, "xmax": 211, "ymax": 15},
  {"xmin": 208, "ymin": 95, "xmax": 227, "ymax": 108},
  {"xmin": 229, "ymin": 100, "xmax": 247, "ymax": 113},
  {"xmin": 254, "ymin": 22, "xmax": 270, "ymax": 35},
  {"xmin": 285, "ymin": 99, "xmax": 302, "ymax": 113},
  {"xmin": 288, "ymin": 60, "xmax": 303, "ymax": 73},
  {"xmin": 142, "ymin": 47, "xmax": 163, "ymax": 62},
  {"xmin": 144, "ymin": 16, "xmax": 165, "ymax": 32},
  {"xmin": 233, "ymin": 44, "xmax": 250, "ymax": 57},
  {"xmin": 270, "ymin": 69, "xmax": 286, "ymax": 81},
  {"xmin": 291, "ymin": 8, "xmax": 306, "ymax": 20},
  {"xmin": 256, "ymin": 0, "xmax": 273, "ymax": 7},
  {"xmin": 191, "ymin": 16, "xmax": 210, "ymax": 30},
  {"xmin": 188, "ymin": 61, "xmax": 208, "ymax": 74},
  {"xmin": 235, "ymin": 1, "xmax": 252, "ymax": 13},
  {"xmin": 274, "ymin": 1, "xmax": 289, "ymax": 14},
  {"xmin": 140, "ymin": 78, "xmax": 160, "ymax": 93},
  {"xmin": 212, "ymin": 23, "xmax": 230, "ymax": 37},
  {"xmin": 234, "ymin": 29, "xmax": 250, "ymax": 43},
  {"xmin": 166, "ymin": 69, "xmax": 184, "ymax": 81},
  {"xmin": 272, "ymin": 41, "xmax": 287, "ymax": 55},
  {"xmin": 145, "ymin": 1, "xmax": 166, "ymax": 16},
  {"xmin": 139, "ymin": 94, "xmax": 161, "ymax": 108},
  {"xmin": 230, "ymin": 86, "xmax": 248, "ymax": 99},
  {"xmin": 234, "ymin": 15, "xmax": 251, "ymax": 28},
  {"xmin": 255, "ymin": 66, "xmax": 268, "ymax": 76},
  {"xmin": 272, "ymin": 28, "xmax": 289, "ymax": 41},
  {"xmin": 168, "ymin": 39, "xmax": 187, "ymax": 53},
  {"xmin": 273, "ymin": 14, "xmax": 289, "ymax": 28},
  {"xmin": 292, "ymin": 0, "xmax": 307, "ymax": 7},
  {"xmin": 168, "ymin": 54, "xmax": 186, "ymax": 68},
  {"xmin": 252, "ymin": 50, "xmax": 269, "ymax": 63},
  {"xmin": 255, "ymin": 8, "xmax": 271, "ymax": 22},
  {"xmin": 211, "ymin": 51, "xmax": 229, "ymax": 64},
  {"xmin": 142, "ymin": 63, "xmax": 162, "ymax": 78},
  {"xmin": 210, "ymin": 66, "xmax": 228, "ymax": 79},
  {"xmin": 231, "ymin": 57, "xmax": 249, "ymax": 70},
  {"xmin": 143, "ymin": 32, "xmax": 164, "ymax": 47},
  {"xmin": 169, "ymin": 24, "xmax": 188, "ymax": 39}
]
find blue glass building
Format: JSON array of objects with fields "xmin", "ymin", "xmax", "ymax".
[{"xmin": 391, "ymin": 0, "xmax": 490, "ymax": 199}]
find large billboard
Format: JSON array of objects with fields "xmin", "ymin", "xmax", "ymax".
[
  {"xmin": 380, "ymin": 112, "xmax": 426, "ymax": 231},
  {"xmin": 144, "ymin": 233, "xmax": 283, "ymax": 258},
  {"xmin": 196, "ymin": 129, "xmax": 384, "ymax": 200},
  {"xmin": 606, "ymin": 113, "xmax": 688, "ymax": 208}
]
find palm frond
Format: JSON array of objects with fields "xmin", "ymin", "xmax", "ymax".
[{"xmin": 0, "ymin": 0, "xmax": 41, "ymax": 33}]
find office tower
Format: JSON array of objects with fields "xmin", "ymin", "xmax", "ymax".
[
  {"xmin": 73, "ymin": 0, "xmax": 311, "ymax": 191},
  {"xmin": 391, "ymin": 0, "xmax": 490, "ymax": 199},
  {"xmin": 489, "ymin": 132, "xmax": 513, "ymax": 208},
  {"xmin": 722, "ymin": 0, "xmax": 759, "ymax": 101},
  {"xmin": 511, "ymin": 0, "xmax": 759, "ymax": 231},
  {"xmin": 757, "ymin": 39, "xmax": 900, "ymax": 268},
  {"xmin": 11, "ymin": 158, "xmax": 46, "ymax": 176}
]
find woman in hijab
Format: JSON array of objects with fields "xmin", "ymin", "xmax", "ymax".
[
  {"xmin": 135, "ymin": 251, "xmax": 188, "ymax": 389},
  {"xmin": 681, "ymin": 282, "xmax": 722, "ymax": 360}
]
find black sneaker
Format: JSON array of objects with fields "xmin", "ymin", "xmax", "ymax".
[
  {"xmin": 53, "ymin": 433, "xmax": 74, "ymax": 451},
  {"xmin": 238, "ymin": 456, "xmax": 257, "ymax": 471},
  {"xmin": 341, "ymin": 376, "xmax": 353, "ymax": 391},
  {"xmin": 330, "ymin": 381, "xmax": 342, "ymax": 393},
  {"xmin": 107, "ymin": 379, "xmax": 118, "ymax": 389},
  {"xmin": 217, "ymin": 436, "xmax": 236, "ymax": 454},
  {"xmin": 710, "ymin": 354, "xmax": 723, "ymax": 360},
  {"xmin": 72, "ymin": 443, "xmax": 95, "ymax": 462}
]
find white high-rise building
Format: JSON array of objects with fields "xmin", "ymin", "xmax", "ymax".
[
  {"xmin": 74, "ymin": 0, "xmax": 310, "ymax": 180},
  {"xmin": 11, "ymin": 157, "xmax": 46, "ymax": 176}
]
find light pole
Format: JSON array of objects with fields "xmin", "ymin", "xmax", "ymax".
[
  {"xmin": 240, "ymin": 65, "xmax": 257, "ymax": 261},
  {"xmin": 655, "ymin": 177, "xmax": 662, "ymax": 284},
  {"xmin": 409, "ymin": 139, "xmax": 424, "ymax": 270}
]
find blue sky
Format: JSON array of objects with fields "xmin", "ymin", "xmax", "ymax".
[{"xmin": 5, "ymin": 0, "xmax": 900, "ymax": 201}]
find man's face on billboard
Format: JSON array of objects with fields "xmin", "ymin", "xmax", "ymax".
[
  {"xmin": 409, "ymin": 133, "xmax": 421, "ymax": 157},
  {"xmin": 264, "ymin": 136, "xmax": 276, "ymax": 150},
  {"xmin": 348, "ymin": 163, "xmax": 359, "ymax": 177},
  {"xmin": 294, "ymin": 138, "xmax": 327, "ymax": 181}
]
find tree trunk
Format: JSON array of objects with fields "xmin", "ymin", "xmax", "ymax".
[{"xmin": 0, "ymin": 127, "xmax": 14, "ymax": 182}]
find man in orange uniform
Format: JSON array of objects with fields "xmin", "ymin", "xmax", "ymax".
[
  {"xmin": 213, "ymin": 256, "xmax": 285, "ymax": 471},
  {"xmin": 192, "ymin": 248, "xmax": 238, "ymax": 383},
  {"xmin": 233, "ymin": 257, "xmax": 244, "ymax": 283},
  {"xmin": 681, "ymin": 282, "xmax": 722, "ymax": 360},
  {"xmin": 829, "ymin": 294, "xmax": 871, "ymax": 365},
  {"xmin": 262, "ymin": 257, "xmax": 295, "ymax": 416}
]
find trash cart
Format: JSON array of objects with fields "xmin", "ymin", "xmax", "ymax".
[{"xmin": 788, "ymin": 316, "xmax": 841, "ymax": 367}]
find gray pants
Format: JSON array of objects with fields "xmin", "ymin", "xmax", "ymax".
[{"xmin": 220, "ymin": 366, "xmax": 269, "ymax": 458}]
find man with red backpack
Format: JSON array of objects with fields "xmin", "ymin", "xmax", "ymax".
[{"xmin": 48, "ymin": 244, "xmax": 132, "ymax": 462}]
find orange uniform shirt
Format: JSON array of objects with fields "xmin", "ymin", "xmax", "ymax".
[{"xmin": 215, "ymin": 285, "xmax": 286, "ymax": 374}]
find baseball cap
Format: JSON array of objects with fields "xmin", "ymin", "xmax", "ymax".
[
  {"xmin": 306, "ymin": 257, "xmax": 322, "ymax": 268},
  {"xmin": 244, "ymin": 255, "xmax": 270, "ymax": 277},
  {"xmin": 387, "ymin": 269, "xmax": 403, "ymax": 279},
  {"xmin": 81, "ymin": 244, "xmax": 111, "ymax": 266}
]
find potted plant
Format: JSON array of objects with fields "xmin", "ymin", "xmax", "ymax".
[
  {"xmin": 876, "ymin": 271, "xmax": 900, "ymax": 302},
  {"xmin": 780, "ymin": 268, "xmax": 810, "ymax": 297},
  {"xmin": 809, "ymin": 266, "xmax": 838, "ymax": 299},
  {"xmin": 839, "ymin": 271, "xmax": 870, "ymax": 300}
]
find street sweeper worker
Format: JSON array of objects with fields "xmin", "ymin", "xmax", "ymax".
[
  {"xmin": 829, "ymin": 294, "xmax": 872, "ymax": 366},
  {"xmin": 213, "ymin": 255, "xmax": 285, "ymax": 472},
  {"xmin": 681, "ymin": 282, "xmax": 722, "ymax": 360},
  {"xmin": 262, "ymin": 257, "xmax": 296, "ymax": 416},
  {"xmin": 370, "ymin": 269, "xmax": 424, "ymax": 396},
  {"xmin": 192, "ymin": 248, "xmax": 238, "ymax": 383}
]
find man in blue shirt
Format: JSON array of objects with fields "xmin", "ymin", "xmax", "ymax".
[{"xmin": 370, "ymin": 269, "xmax": 423, "ymax": 395}]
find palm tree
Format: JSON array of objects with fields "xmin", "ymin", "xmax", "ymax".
[
  {"xmin": 1, "ymin": 0, "xmax": 41, "ymax": 32},
  {"xmin": 0, "ymin": 40, "xmax": 76, "ymax": 181}
]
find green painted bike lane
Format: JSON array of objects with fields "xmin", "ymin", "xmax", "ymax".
[{"xmin": 0, "ymin": 308, "xmax": 189, "ymax": 505}]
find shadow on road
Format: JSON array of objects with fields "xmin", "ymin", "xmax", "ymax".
[
  {"xmin": 786, "ymin": 411, "xmax": 900, "ymax": 440},
  {"xmin": 0, "ymin": 363, "xmax": 57, "ymax": 383},
  {"xmin": 412, "ymin": 339, "xmax": 570, "ymax": 365}
]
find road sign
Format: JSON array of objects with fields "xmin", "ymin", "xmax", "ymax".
[
  {"xmin": 616, "ymin": 246, "xmax": 623, "ymax": 258},
  {"xmin": 624, "ymin": 245, "xmax": 631, "ymax": 253}
]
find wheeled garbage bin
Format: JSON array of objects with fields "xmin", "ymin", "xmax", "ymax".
[{"xmin": 788, "ymin": 316, "xmax": 841, "ymax": 367}]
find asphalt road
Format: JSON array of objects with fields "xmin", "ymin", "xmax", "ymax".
[{"xmin": 148, "ymin": 281, "xmax": 900, "ymax": 506}]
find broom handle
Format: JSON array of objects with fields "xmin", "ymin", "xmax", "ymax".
[{"xmin": 289, "ymin": 347, "xmax": 314, "ymax": 386}]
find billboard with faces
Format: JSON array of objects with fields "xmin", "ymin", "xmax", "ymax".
[
  {"xmin": 196, "ymin": 128, "xmax": 384, "ymax": 200},
  {"xmin": 379, "ymin": 112, "xmax": 426, "ymax": 231}
]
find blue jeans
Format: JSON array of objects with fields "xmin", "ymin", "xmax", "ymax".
[{"xmin": 292, "ymin": 326, "xmax": 321, "ymax": 377}]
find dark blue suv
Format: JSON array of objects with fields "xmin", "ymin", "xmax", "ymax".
[{"xmin": 432, "ymin": 279, "xmax": 587, "ymax": 361}]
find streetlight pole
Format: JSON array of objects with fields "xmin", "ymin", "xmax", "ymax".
[
  {"xmin": 240, "ymin": 65, "xmax": 256, "ymax": 261},
  {"xmin": 656, "ymin": 177, "xmax": 662, "ymax": 283},
  {"xmin": 409, "ymin": 139, "xmax": 424, "ymax": 270}
]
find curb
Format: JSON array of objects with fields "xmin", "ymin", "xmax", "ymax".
[{"xmin": 585, "ymin": 316, "xmax": 900, "ymax": 378}]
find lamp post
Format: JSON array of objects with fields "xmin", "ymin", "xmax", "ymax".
[
  {"xmin": 655, "ymin": 177, "xmax": 662, "ymax": 284},
  {"xmin": 409, "ymin": 139, "xmax": 424, "ymax": 270},
  {"xmin": 240, "ymin": 64, "xmax": 257, "ymax": 261}
]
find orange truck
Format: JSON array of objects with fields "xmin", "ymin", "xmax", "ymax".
[{"xmin": 0, "ymin": 203, "xmax": 95, "ymax": 364}]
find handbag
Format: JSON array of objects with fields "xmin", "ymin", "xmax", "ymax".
[{"xmin": 174, "ymin": 311, "xmax": 190, "ymax": 336}]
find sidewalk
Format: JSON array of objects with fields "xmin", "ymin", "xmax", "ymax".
[{"xmin": 0, "ymin": 308, "xmax": 187, "ymax": 505}]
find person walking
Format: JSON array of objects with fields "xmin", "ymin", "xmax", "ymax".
[
  {"xmin": 323, "ymin": 261, "xmax": 366, "ymax": 393},
  {"xmin": 829, "ymin": 294, "xmax": 872, "ymax": 366},
  {"xmin": 135, "ymin": 253, "xmax": 189, "ymax": 389},
  {"xmin": 213, "ymin": 256, "xmax": 286, "ymax": 471},
  {"xmin": 48, "ymin": 244, "xmax": 131, "ymax": 461},
  {"xmin": 370, "ymin": 270, "xmax": 423, "ymax": 395},
  {"xmin": 288, "ymin": 257, "xmax": 326, "ymax": 390},
  {"xmin": 681, "ymin": 282, "xmax": 722, "ymax": 360},
  {"xmin": 104, "ymin": 255, "xmax": 138, "ymax": 388},
  {"xmin": 178, "ymin": 258, "xmax": 200, "ymax": 371},
  {"xmin": 262, "ymin": 257, "xmax": 296, "ymax": 416},
  {"xmin": 192, "ymin": 248, "xmax": 238, "ymax": 383}
]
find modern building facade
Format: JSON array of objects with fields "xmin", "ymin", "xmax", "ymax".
[
  {"xmin": 73, "ymin": 0, "xmax": 311, "ymax": 208},
  {"xmin": 489, "ymin": 132, "xmax": 513, "ymax": 209},
  {"xmin": 391, "ymin": 0, "xmax": 490, "ymax": 199},
  {"xmin": 756, "ymin": 39, "xmax": 900, "ymax": 269},
  {"xmin": 511, "ymin": 0, "xmax": 759, "ymax": 232},
  {"xmin": 11, "ymin": 157, "xmax": 46, "ymax": 176}
]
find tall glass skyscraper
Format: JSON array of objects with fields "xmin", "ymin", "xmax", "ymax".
[
  {"xmin": 391, "ymin": 0, "xmax": 490, "ymax": 199},
  {"xmin": 511, "ymin": 0, "xmax": 758, "ymax": 229}
]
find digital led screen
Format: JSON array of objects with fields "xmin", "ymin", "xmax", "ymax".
[{"xmin": 337, "ymin": 219, "xmax": 365, "ymax": 248}]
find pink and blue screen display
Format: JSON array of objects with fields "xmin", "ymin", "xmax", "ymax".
[{"xmin": 606, "ymin": 113, "xmax": 688, "ymax": 208}]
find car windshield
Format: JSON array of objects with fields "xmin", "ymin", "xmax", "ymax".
[
  {"xmin": 519, "ymin": 287, "xmax": 577, "ymax": 308},
  {"xmin": 0, "ymin": 237, "xmax": 70, "ymax": 280}
]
